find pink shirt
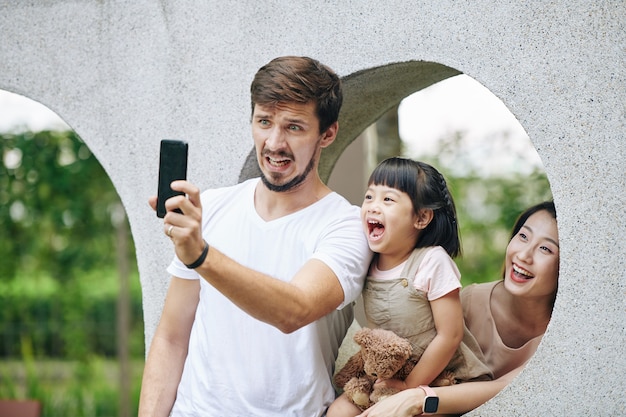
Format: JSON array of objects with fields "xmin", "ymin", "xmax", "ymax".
[{"xmin": 370, "ymin": 246, "xmax": 461, "ymax": 301}]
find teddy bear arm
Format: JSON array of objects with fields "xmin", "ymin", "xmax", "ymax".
[
  {"xmin": 343, "ymin": 376, "xmax": 376, "ymax": 411},
  {"xmin": 370, "ymin": 384, "xmax": 403, "ymax": 405},
  {"xmin": 334, "ymin": 352, "xmax": 365, "ymax": 389}
]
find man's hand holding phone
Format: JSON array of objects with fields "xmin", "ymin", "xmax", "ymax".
[
  {"xmin": 151, "ymin": 140, "xmax": 207, "ymax": 268},
  {"xmin": 157, "ymin": 140, "xmax": 188, "ymax": 218}
]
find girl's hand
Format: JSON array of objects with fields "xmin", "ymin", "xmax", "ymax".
[{"xmin": 373, "ymin": 378, "xmax": 407, "ymax": 392}]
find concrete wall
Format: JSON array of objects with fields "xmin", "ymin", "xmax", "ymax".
[{"xmin": 1, "ymin": 1, "xmax": 624, "ymax": 414}]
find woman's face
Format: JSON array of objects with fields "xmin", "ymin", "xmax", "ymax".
[{"xmin": 504, "ymin": 210, "xmax": 560, "ymax": 299}]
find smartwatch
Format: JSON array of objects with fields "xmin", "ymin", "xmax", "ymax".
[{"xmin": 418, "ymin": 385, "xmax": 439, "ymax": 415}]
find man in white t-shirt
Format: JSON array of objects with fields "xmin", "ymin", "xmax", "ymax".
[{"xmin": 139, "ymin": 56, "xmax": 372, "ymax": 417}]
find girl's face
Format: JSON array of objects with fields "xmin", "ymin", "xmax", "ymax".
[
  {"xmin": 361, "ymin": 184, "xmax": 421, "ymax": 268},
  {"xmin": 504, "ymin": 210, "xmax": 560, "ymax": 299}
]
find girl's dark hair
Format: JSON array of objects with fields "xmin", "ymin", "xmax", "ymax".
[
  {"xmin": 250, "ymin": 56, "xmax": 343, "ymax": 134},
  {"xmin": 368, "ymin": 157, "xmax": 461, "ymax": 258}
]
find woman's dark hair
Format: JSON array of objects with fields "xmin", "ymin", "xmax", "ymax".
[
  {"xmin": 368, "ymin": 157, "xmax": 461, "ymax": 258},
  {"xmin": 250, "ymin": 56, "xmax": 343, "ymax": 134},
  {"xmin": 509, "ymin": 201, "xmax": 557, "ymax": 240}
]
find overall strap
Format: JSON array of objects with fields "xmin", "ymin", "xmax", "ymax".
[{"xmin": 400, "ymin": 247, "xmax": 432, "ymax": 287}]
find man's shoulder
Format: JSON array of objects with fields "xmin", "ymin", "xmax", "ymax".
[
  {"xmin": 311, "ymin": 192, "xmax": 361, "ymax": 221},
  {"xmin": 319, "ymin": 190, "xmax": 359, "ymax": 210}
]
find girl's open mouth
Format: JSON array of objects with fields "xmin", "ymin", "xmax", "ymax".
[{"xmin": 368, "ymin": 220, "xmax": 385, "ymax": 240}]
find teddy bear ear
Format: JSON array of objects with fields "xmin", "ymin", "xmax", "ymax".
[
  {"xmin": 353, "ymin": 327, "xmax": 371, "ymax": 345},
  {"xmin": 400, "ymin": 339, "xmax": 412, "ymax": 357},
  {"xmin": 399, "ymin": 341, "xmax": 412, "ymax": 357}
]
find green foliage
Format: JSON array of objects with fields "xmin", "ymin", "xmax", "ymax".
[
  {"xmin": 1, "ymin": 129, "xmax": 143, "ymax": 359},
  {"xmin": 0, "ymin": 357, "xmax": 144, "ymax": 417},
  {"xmin": 0, "ymin": 269, "xmax": 145, "ymax": 359},
  {"xmin": 1, "ymin": 128, "xmax": 144, "ymax": 415},
  {"xmin": 0, "ymin": 130, "xmax": 127, "ymax": 281},
  {"xmin": 405, "ymin": 133, "xmax": 553, "ymax": 286}
]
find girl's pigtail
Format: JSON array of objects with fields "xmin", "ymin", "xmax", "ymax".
[
  {"xmin": 436, "ymin": 171, "xmax": 461, "ymax": 258},
  {"xmin": 437, "ymin": 172, "xmax": 457, "ymax": 226}
]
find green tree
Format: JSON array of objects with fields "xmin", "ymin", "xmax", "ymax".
[
  {"xmin": 405, "ymin": 132, "xmax": 553, "ymax": 285},
  {"xmin": 1, "ymin": 130, "xmax": 143, "ymax": 359},
  {"xmin": 1, "ymin": 130, "xmax": 131, "ymax": 281}
]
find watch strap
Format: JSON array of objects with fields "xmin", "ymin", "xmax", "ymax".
[
  {"xmin": 419, "ymin": 384, "xmax": 436, "ymax": 397},
  {"xmin": 418, "ymin": 385, "xmax": 438, "ymax": 415}
]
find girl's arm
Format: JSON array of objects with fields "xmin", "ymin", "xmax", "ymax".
[
  {"xmin": 404, "ymin": 289, "xmax": 464, "ymax": 387},
  {"xmin": 375, "ymin": 289, "xmax": 463, "ymax": 391}
]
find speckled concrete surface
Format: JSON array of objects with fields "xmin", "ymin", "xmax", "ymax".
[{"xmin": 1, "ymin": 1, "xmax": 624, "ymax": 414}]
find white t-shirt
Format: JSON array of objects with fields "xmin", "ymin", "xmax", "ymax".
[{"xmin": 167, "ymin": 178, "xmax": 372, "ymax": 417}]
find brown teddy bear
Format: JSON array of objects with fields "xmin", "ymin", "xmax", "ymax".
[{"xmin": 333, "ymin": 327, "xmax": 454, "ymax": 411}]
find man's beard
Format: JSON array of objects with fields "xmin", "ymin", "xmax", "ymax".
[{"xmin": 260, "ymin": 152, "xmax": 317, "ymax": 193}]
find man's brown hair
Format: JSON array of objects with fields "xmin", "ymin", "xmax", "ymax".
[{"xmin": 250, "ymin": 56, "xmax": 343, "ymax": 134}]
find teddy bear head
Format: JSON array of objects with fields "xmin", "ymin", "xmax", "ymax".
[{"xmin": 353, "ymin": 327, "xmax": 412, "ymax": 380}]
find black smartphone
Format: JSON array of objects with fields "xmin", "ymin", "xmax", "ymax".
[{"xmin": 156, "ymin": 139, "xmax": 188, "ymax": 218}]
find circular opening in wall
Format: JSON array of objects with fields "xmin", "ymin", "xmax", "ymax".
[{"xmin": 327, "ymin": 62, "xmax": 556, "ymax": 408}]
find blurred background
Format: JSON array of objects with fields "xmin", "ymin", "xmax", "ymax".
[{"xmin": 0, "ymin": 73, "xmax": 551, "ymax": 416}]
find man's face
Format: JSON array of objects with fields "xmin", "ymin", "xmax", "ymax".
[{"xmin": 252, "ymin": 101, "xmax": 326, "ymax": 193}]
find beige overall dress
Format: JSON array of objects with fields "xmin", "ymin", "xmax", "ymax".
[{"xmin": 362, "ymin": 247, "xmax": 493, "ymax": 383}]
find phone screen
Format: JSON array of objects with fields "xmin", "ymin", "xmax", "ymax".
[{"xmin": 156, "ymin": 139, "xmax": 188, "ymax": 218}]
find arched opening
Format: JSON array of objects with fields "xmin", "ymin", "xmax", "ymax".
[
  {"xmin": 0, "ymin": 91, "xmax": 144, "ymax": 416},
  {"xmin": 322, "ymin": 62, "xmax": 554, "ymax": 394}
]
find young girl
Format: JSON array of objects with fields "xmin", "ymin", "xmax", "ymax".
[{"xmin": 329, "ymin": 157, "xmax": 491, "ymax": 416}]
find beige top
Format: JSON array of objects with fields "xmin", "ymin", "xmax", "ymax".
[{"xmin": 461, "ymin": 280, "xmax": 544, "ymax": 379}]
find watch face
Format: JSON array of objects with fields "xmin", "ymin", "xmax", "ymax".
[{"xmin": 424, "ymin": 396, "xmax": 439, "ymax": 414}]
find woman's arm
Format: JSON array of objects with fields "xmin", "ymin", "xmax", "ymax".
[{"xmin": 358, "ymin": 367, "xmax": 523, "ymax": 417}]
